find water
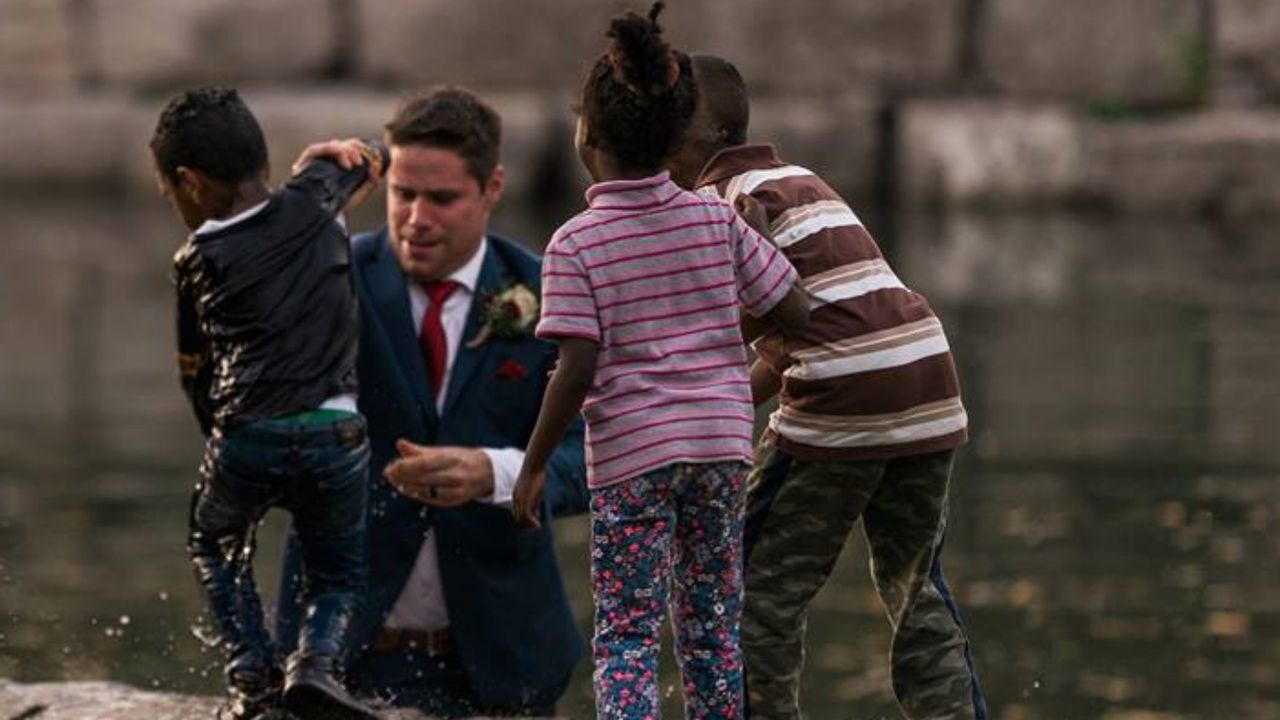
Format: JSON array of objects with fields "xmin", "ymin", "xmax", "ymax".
[{"xmin": 2, "ymin": 194, "xmax": 1278, "ymax": 719}]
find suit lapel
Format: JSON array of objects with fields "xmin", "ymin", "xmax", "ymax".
[
  {"xmin": 360, "ymin": 233, "xmax": 439, "ymax": 434},
  {"xmin": 442, "ymin": 239, "xmax": 508, "ymax": 419}
]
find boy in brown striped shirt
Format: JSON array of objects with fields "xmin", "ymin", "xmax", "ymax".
[{"xmin": 666, "ymin": 54, "xmax": 988, "ymax": 720}]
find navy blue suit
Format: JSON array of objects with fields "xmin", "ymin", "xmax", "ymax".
[{"xmin": 277, "ymin": 230, "xmax": 588, "ymax": 712}]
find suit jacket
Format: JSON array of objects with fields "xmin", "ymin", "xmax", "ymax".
[{"xmin": 277, "ymin": 229, "xmax": 588, "ymax": 708}]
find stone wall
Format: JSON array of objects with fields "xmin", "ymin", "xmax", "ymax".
[{"xmin": 2, "ymin": 0, "xmax": 1280, "ymax": 214}]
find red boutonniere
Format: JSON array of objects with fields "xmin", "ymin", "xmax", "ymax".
[
  {"xmin": 495, "ymin": 358, "xmax": 528, "ymax": 381},
  {"xmin": 466, "ymin": 283, "xmax": 540, "ymax": 349}
]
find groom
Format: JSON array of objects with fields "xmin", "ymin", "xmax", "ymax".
[{"xmin": 276, "ymin": 87, "xmax": 588, "ymax": 717}]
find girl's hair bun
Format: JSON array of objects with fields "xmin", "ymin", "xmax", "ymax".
[{"xmin": 606, "ymin": 2, "xmax": 676, "ymax": 99}]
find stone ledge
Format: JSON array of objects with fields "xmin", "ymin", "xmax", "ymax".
[
  {"xmin": 0, "ymin": 88, "xmax": 881, "ymax": 204},
  {"xmin": 0, "ymin": 679, "xmax": 560, "ymax": 720},
  {"xmin": 898, "ymin": 100, "xmax": 1280, "ymax": 216}
]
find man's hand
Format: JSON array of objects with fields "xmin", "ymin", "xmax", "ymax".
[
  {"xmin": 512, "ymin": 468, "xmax": 546, "ymax": 529},
  {"xmin": 383, "ymin": 440, "xmax": 495, "ymax": 507}
]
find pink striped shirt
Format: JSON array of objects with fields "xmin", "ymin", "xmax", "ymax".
[{"xmin": 537, "ymin": 171, "xmax": 798, "ymax": 489}]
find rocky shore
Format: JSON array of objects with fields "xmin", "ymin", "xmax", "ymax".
[
  {"xmin": 0, "ymin": 679, "xmax": 559, "ymax": 720},
  {"xmin": 1, "ymin": 0, "xmax": 1279, "ymax": 215}
]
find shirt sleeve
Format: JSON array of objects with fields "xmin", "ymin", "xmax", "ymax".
[
  {"xmin": 535, "ymin": 239, "xmax": 601, "ymax": 343},
  {"xmin": 173, "ymin": 245, "xmax": 215, "ymax": 435},
  {"xmin": 480, "ymin": 447, "xmax": 522, "ymax": 505},
  {"xmin": 729, "ymin": 210, "xmax": 799, "ymax": 318}
]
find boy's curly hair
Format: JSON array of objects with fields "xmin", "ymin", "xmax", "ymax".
[{"xmin": 150, "ymin": 86, "xmax": 267, "ymax": 185}]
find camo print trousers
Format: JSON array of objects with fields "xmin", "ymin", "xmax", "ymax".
[
  {"xmin": 741, "ymin": 442, "xmax": 987, "ymax": 720},
  {"xmin": 591, "ymin": 461, "xmax": 750, "ymax": 720}
]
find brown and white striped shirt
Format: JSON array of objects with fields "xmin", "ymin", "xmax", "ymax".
[{"xmin": 696, "ymin": 144, "xmax": 967, "ymax": 461}]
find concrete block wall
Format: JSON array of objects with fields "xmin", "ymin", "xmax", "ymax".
[
  {"xmin": 6, "ymin": 0, "xmax": 1271, "ymax": 107},
  {"xmin": 4, "ymin": 0, "xmax": 1280, "ymax": 214}
]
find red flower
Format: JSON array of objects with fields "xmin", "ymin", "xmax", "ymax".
[{"xmin": 495, "ymin": 358, "xmax": 527, "ymax": 380}]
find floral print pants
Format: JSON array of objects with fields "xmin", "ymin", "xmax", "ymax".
[{"xmin": 590, "ymin": 461, "xmax": 749, "ymax": 720}]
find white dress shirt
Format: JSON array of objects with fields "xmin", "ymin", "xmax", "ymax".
[{"xmin": 383, "ymin": 238, "xmax": 526, "ymax": 631}]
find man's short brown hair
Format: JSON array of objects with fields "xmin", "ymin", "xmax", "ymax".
[{"xmin": 384, "ymin": 87, "xmax": 502, "ymax": 187}]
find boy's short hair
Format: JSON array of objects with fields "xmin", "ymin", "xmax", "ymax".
[
  {"xmin": 384, "ymin": 87, "xmax": 502, "ymax": 188},
  {"xmin": 691, "ymin": 54, "xmax": 749, "ymax": 146},
  {"xmin": 150, "ymin": 86, "xmax": 268, "ymax": 185}
]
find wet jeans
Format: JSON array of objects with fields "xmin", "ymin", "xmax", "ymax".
[{"xmin": 187, "ymin": 412, "xmax": 370, "ymax": 691}]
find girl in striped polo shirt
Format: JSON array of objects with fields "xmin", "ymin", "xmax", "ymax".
[{"xmin": 512, "ymin": 5, "xmax": 807, "ymax": 718}]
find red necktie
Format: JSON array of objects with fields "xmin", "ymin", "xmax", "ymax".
[{"xmin": 420, "ymin": 281, "xmax": 460, "ymax": 401}]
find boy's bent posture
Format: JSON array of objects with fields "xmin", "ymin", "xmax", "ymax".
[
  {"xmin": 667, "ymin": 57, "xmax": 987, "ymax": 720},
  {"xmin": 152, "ymin": 86, "xmax": 382, "ymax": 720}
]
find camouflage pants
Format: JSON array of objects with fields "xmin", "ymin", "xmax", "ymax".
[{"xmin": 741, "ymin": 441, "xmax": 986, "ymax": 720}]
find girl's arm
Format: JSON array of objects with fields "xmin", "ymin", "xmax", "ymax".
[{"xmin": 513, "ymin": 337, "xmax": 599, "ymax": 527}]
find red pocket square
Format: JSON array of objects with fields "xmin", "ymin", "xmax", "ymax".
[{"xmin": 495, "ymin": 358, "xmax": 528, "ymax": 380}]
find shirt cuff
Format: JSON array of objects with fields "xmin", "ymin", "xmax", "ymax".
[{"xmin": 481, "ymin": 447, "xmax": 523, "ymax": 505}]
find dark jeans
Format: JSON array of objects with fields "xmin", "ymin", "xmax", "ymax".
[{"xmin": 187, "ymin": 412, "xmax": 370, "ymax": 688}]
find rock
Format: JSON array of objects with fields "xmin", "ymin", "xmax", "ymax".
[
  {"xmin": 898, "ymin": 99, "xmax": 1280, "ymax": 216},
  {"xmin": 1213, "ymin": 0, "xmax": 1280, "ymax": 105},
  {"xmin": 0, "ymin": 0, "xmax": 82, "ymax": 93},
  {"xmin": 1081, "ymin": 109, "xmax": 1280, "ymax": 216},
  {"xmin": 0, "ymin": 679, "xmax": 224, "ymax": 720},
  {"xmin": 354, "ymin": 0, "xmax": 961, "ymax": 96},
  {"xmin": 0, "ymin": 96, "xmax": 136, "ymax": 186},
  {"xmin": 354, "ymin": 0, "xmax": 634, "ymax": 92},
  {"xmin": 706, "ymin": 0, "xmax": 964, "ymax": 94},
  {"xmin": 750, "ymin": 91, "xmax": 883, "ymax": 202},
  {"xmin": 92, "ymin": 0, "xmax": 336, "ymax": 90},
  {"xmin": 980, "ymin": 0, "xmax": 1206, "ymax": 108},
  {"xmin": 898, "ymin": 100, "xmax": 1086, "ymax": 209},
  {"xmin": 0, "ymin": 678, "xmax": 561, "ymax": 720},
  {"xmin": 0, "ymin": 90, "xmax": 559, "ymax": 208}
]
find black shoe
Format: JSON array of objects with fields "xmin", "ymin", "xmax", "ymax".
[
  {"xmin": 216, "ymin": 689, "xmax": 285, "ymax": 720},
  {"xmin": 220, "ymin": 649, "xmax": 285, "ymax": 720},
  {"xmin": 283, "ymin": 656, "xmax": 381, "ymax": 720}
]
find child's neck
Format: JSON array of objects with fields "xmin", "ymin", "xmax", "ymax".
[
  {"xmin": 210, "ymin": 180, "xmax": 271, "ymax": 220},
  {"xmin": 592, "ymin": 157, "xmax": 662, "ymax": 184}
]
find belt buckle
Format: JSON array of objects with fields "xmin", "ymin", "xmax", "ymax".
[{"xmin": 334, "ymin": 418, "xmax": 364, "ymax": 450}]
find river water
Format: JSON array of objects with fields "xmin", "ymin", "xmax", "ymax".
[{"xmin": 1, "ymin": 194, "xmax": 1278, "ymax": 719}]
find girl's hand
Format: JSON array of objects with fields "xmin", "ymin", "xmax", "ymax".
[
  {"xmin": 512, "ymin": 469, "xmax": 546, "ymax": 529},
  {"xmin": 734, "ymin": 193, "xmax": 771, "ymax": 237}
]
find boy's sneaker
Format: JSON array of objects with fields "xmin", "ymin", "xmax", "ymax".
[
  {"xmin": 221, "ymin": 649, "xmax": 284, "ymax": 720},
  {"xmin": 216, "ymin": 687, "xmax": 285, "ymax": 720}
]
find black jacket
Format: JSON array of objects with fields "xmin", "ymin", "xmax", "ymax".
[{"xmin": 172, "ymin": 162, "xmax": 371, "ymax": 433}]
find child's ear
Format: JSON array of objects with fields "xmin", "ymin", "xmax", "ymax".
[{"xmin": 174, "ymin": 166, "xmax": 204, "ymax": 203}]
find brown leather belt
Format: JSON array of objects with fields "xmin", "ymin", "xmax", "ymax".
[{"xmin": 373, "ymin": 626, "xmax": 451, "ymax": 657}]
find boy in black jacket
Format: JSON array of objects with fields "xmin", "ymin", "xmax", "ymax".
[{"xmin": 152, "ymin": 86, "xmax": 381, "ymax": 720}]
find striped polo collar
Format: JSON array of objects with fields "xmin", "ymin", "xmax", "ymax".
[
  {"xmin": 584, "ymin": 171, "xmax": 679, "ymax": 209},
  {"xmin": 694, "ymin": 143, "xmax": 785, "ymax": 189}
]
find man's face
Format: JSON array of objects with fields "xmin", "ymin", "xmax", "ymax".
[{"xmin": 387, "ymin": 144, "xmax": 504, "ymax": 284}]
